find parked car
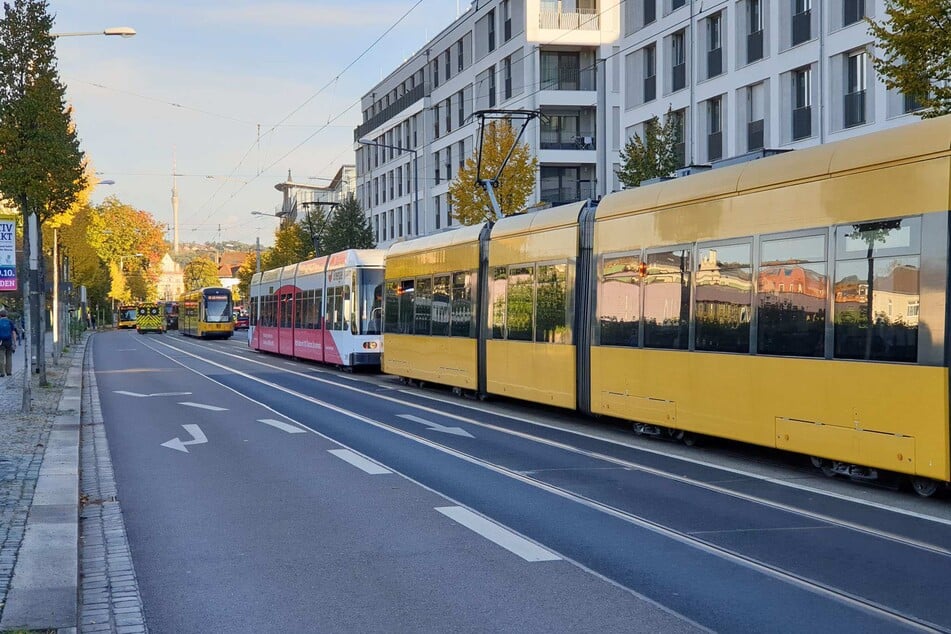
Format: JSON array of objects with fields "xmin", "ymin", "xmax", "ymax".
[{"xmin": 233, "ymin": 311, "xmax": 249, "ymax": 330}]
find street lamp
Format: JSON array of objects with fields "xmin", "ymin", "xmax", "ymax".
[
  {"xmin": 51, "ymin": 27, "xmax": 136, "ymax": 38},
  {"xmin": 358, "ymin": 138, "xmax": 418, "ymax": 238},
  {"xmin": 250, "ymin": 211, "xmax": 287, "ymax": 273}
]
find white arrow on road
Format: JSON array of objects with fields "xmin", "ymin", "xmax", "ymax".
[
  {"xmin": 398, "ymin": 414, "xmax": 474, "ymax": 438},
  {"xmin": 161, "ymin": 424, "xmax": 208, "ymax": 453},
  {"xmin": 114, "ymin": 390, "xmax": 193, "ymax": 398}
]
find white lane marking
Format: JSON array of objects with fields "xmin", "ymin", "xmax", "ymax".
[
  {"xmin": 258, "ymin": 418, "xmax": 306, "ymax": 434},
  {"xmin": 114, "ymin": 390, "xmax": 193, "ymax": 398},
  {"xmin": 284, "ymin": 362, "xmax": 302, "ymax": 367},
  {"xmin": 149, "ymin": 391, "xmax": 193, "ymax": 397},
  {"xmin": 157, "ymin": 337, "xmax": 951, "ymax": 533},
  {"xmin": 178, "ymin": 402, "xmax": 228, "ymax": 412},
  {"xmin": 328, "ymin": 449, "xmax": 392, "ymax": 475},
  {"xmin": 398, "ymin": 413, "xmax": 474, "ymax": 438},
  {"xmin": 436, "ymin": 506, "xmax": 561, "ymax": 562},
  {"xmin": 114, "ymin": 390, "xmax": 147, "ymax": 398},
  {"xmin": 161, "ymin": 424, "xmax": 208, "ymax": 453}
]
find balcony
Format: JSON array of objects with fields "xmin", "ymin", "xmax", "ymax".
[
  {"xmin": 355, "ymin": 84, "xmax": 424, "ymax": 141},
  {"xmin": 644, "ymin": 75, "xmax": 656, "ymax": 102},
  {"xmin": 844, "ymin": 90, "xmax": 866, "ymax": 128},
  {"xmin": 707, "ymin": 48, "xmax": 722, "ymax": 79},
  {"xmin": 792, "ymin": 105, "xmax": 812, "ymax": 140},
  {"xmin": 672, "ymin": 62, "xmax": 686, "ymax": 92},
  {"xmin": 540, "ymin": 2, "xmax": 600, "ymax": 30},
  {"xmin": 747, "ymin": 29, "xmax": 763, "ymax": 63},
  {"xmin": 747, "ymin": 118, "xmax": 764, "ymax": 151},
  {"xmin": 541, "ymin": 132, "xmax": 596, "ymax": 150},
  {"xmin": 707, "ymin": 131, "xmax": 722, "ymax": 162},
  {"xmin": 792, "ymin": 9, "xmax": 811, "ymax": 46},
  {"xmin": 540, "ymin": 66, "xmax": 596, "ymax": 91}
]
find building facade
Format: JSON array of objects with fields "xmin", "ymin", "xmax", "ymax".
[
  {"xmin": 619, "ymin": 0, "xmax": 921, "ymax": 171},
  {"xmin": 355, "ymin": 0, "xmax": 624, "ymax": 248},
  {"xmin": 274, "ymin": 164, "xmax": 356, "ymax": 225}
]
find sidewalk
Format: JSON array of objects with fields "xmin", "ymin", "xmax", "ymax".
[{"xmin": 0, "ymin": 333, "xmax": 82, "ymax": 632}]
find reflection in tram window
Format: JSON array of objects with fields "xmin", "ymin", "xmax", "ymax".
[
  {"xmin": 643, "ymin": 248, "xmax": 691, "ymax": 349},
  {"xmin": 490, "ymin": 267, "xmax": 507, "ymax": 339},
  {"xmin": 432, "ymin": 275, "xmax": 451, "ymax": 336},
  {"xmin": 384, "ymin": 281, "xmax": 400, "ymax": 333},
  {"xmin": 414, "ymin": 276, "xmax": 433, "ymax": 335},
  {"xmin": 694, "ymin": 243, "xmax": 752, "ymax": 353},
  {"xmin": 451, "ymin": 272, "xmax": 475, "ymax": 337},
  {"xmin": 536, "ymin": 263, "xmax": 570, "ymax": 343},
  {"xmin": 757, "ymin": 234, "xmax": 827, "ymax": 357},
  {"xmin": 506, "ymin": 266, "xmax": 535, "ymax": 341},
  {"xmin": 398, "ymin": 279, "xmax": 414, "ymax": 334},
  {"xmin": 598, "ymin": 253, "xmax": 641, "ymax": 347}
]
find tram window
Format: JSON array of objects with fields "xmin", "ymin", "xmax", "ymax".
[
  {"xmin": 695, "ymin": 242, "xmax": 752, "ymax": 353},
  {"xmin": 598, "ymin": 253, "xmax": 642, "ymax": 347},
  {"xmin": 384, "ymin": 281, "xmax": 400, "ymax": 333},
  {"xmin": 490, "ymin": 268, "xmax": 507, "ymax": 339},
  {"xmin": 294, "ymin": 291, "xmax": 304, "ymax": 328},
  {"xmin": 507, "ymin": 266, "xmax": 535, "ymax": 341},
  {"xmin": 836, "ymin": 217, "xmax": 921, "ymax": 260},
  {"xmin": 432, "ymin": 275, "xmax": 451, "ymax": 336},
  {"xmin": 758, "ymin": 234, "xmax": 827, "ymax": 357},
  {"xmin": 536, "ymin": 263, "xmax": 569, "ymax": 343},
  {"xmin": 834, "ymin": 255, "xmax": 919, "ymax": 363},
  {"xmin": 399, "ymin": 279, "xmax": 415, "ymax": 334},
  {"xmin": 643, "ymin": 249, "xmax": 691, "ymax": 349},
  {"xmin": 280, "ymin": 294, "xmax": 293, "ymax": 328},
  {"xmin": 414, "ymin": 277, "xmax": 433, "ymax": 335},
  {"xmin": 451, "ymin": 271, "xmax": 475, "ymax": 337}
]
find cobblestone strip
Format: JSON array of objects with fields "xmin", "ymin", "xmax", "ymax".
[
  {"xmin": 0, "ymin": 359, "xmax": 64, "ymax": 622},
  {"xmin": 79, "ymin": 341, "xmax": 148, "ymax": 634}
]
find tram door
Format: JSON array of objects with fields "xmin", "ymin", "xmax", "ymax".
[{"xmin": 278, "ymin": 288, "xmax": 295, "ymax": 356}]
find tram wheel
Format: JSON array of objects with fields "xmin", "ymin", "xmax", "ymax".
[
  {"xmin": 911, "ymin": 477, "xmax": 939, "ymax": 498},
  {"xmin": 811, "ymin": 457, "xmax": 837, "ymax": 478},
  {"xmin": 681, "ymin": 432, "xmax": 701, "ymax": 447}
]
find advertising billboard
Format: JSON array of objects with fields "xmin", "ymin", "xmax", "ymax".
[{"xmin": 0, "ymin": 213, "xmax": 17, "ymax": 292}]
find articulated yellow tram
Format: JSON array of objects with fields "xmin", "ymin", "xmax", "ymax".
[
  {"xmin": 384, "ymin": 115, "xmax": 951, "ymax": 496},
  {"xmin": 136, "ymin": 302, "xmax": 166, "ymax": 334},
  {"xmin": 179, "ymin": 287, "xmax": 234, "ymax": 339}
]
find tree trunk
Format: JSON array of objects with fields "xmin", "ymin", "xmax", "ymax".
[
  {"xmin": 20, "ymin": 198, "xmax": 33, "ymax": 413},
  {"xmin": 36, "ymin": 219, "xmax": 47, "ymax": 385}
]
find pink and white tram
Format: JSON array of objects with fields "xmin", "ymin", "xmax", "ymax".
[{"xmin": 249, "ymin": 249, "xmax": 386, "ymax": 367}]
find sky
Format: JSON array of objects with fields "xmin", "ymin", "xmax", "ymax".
[{"xmin": 50, "ymin": 0, "xmax": 460, "ymax": 248}]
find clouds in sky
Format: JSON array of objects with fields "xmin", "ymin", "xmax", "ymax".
[{"xmin": 50, "ymin": 0, "xmax": 458, "ymax": 246}]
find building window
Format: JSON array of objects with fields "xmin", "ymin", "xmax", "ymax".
[
  {"xmin": 488, "ymin": 9, "xmax": 496, "ymax": 52},
  {"xmin": 458, "ymin": 140, "xmax": 466, "ymax": 172},
  {"xmin": 432, "ymin": 59, "xmax": 439, "ymax": 88},
  {"xmin": 457, "ymin": 39, "xmax": 465, "ymax": 72},
  {"xmin": 444, "ymin": 50, "xmax": 451, "ymax": 81},
  {"xmin": 845, "ymin": 50, "xmax": 867, "ymax": 128},
  {"xmin": 792, "ymin": 0, "xmax": 811, "ymax": 46},
  {"xmin": 707, "ymin": 97, "xmax": 722, "ymax": 161},
  {"xmin": 644, "ymin": 44, "xmax": 656, "ymax": 102},
  {"xmin": 541, "ymin": 51, "xmax": 590, "ymax": 91},
  {"xmin": 747, "ymin": 0, "xmax": 764, "ymax": 63},
  {"xmin": 671, "ymin": 109, "xmax": 686, "ymax": 167},
  {"xmin": 644, "ymin": 0, "xmax": 656, "ymax": 25},
  {"xmin": 445, "ymin": 98, "xmax": 452, "ymax": 133},
  {"xmin": 434, "ymin": 150, "xmax": 441, "ymax": 185},
  {"xmin": 504, "ymin": 56, "xmax": 513, "ymax": 100},
  {"xmin": 706, "ymin": 13, "xmax": 723, "ymax": 79},
  {"xmin": 747, "ymin": 82, "xmax": 765, "ymax": 150},
  {"xmin": 457, "ymin": 90, "xmax": 465, "ymax": 127},
  {"xmin": 844, "ymin": 0, "xmax": 865, "ymax": 26},
  {"xmin": 435, "ymin": 196, "xmax": 442, "ymax": 229},
  {"xmin": 488, "ymin": 65, "xmax": 497, "ymax": 107},
  {"xmin": 671, "ymin": 0, "xmax": 686, "ymax": 10},
  {"xmin": 793, "ymin": 67, "xmax": 812, "ymax": 140},
  {"xmin": 671, "ymin": 31, "xmax": 686, "ymax": 92},
  {"xmin": 503, "ymin": 0, "xmax": 512, "ymax": 41}
]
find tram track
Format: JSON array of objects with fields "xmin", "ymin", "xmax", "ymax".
[{"xmin": 133, "ymin": 335, "xmax": 951, "ymax": 631}]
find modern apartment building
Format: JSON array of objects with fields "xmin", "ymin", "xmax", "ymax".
[
  {"xmin": 619, "ymin": 0, "xmax": 922, "ymax": 169},
  {"xmin": 355, "ymin": 0, "xmax": 624, "ymax": 248}
]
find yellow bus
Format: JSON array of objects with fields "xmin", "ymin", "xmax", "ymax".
[
  {"xmin": 384, "ymin": 115, "xmax": 951, "ymax": 497},
  {"xmin": 179, "ymin": 287, "xmax": 234, "ymax": 339},
  {"xmin": 117, "ymin": 304, "xmax": 138, "ymax": 329}
]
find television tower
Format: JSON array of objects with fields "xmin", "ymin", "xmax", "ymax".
[{"xmin": 171, "ymin": 151, "xmax": 180, "ymax": 254}]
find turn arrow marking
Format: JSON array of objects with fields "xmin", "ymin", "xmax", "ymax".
[
  {"xmin": 113, "ymin": 390, "xmax": 193, "ymax": 398},
  {"xmin": 397, "ymin": 414, "xmax": 474, "ymax": 438},
  {"xmin": 161, "ymin": 424, "xmax": 208, "ymax": 453}
]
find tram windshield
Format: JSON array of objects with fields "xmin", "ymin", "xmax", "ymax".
[
  {"xmin": 203, "ymin": 293, "xmax": 233, "ymax": 322},
  {"xmin": 119, "ymin": 307, "xmax": 137, "ymax": 322},
  {"xmin": 360, "ymin": 269, "xmax": 384, "ymax": 335}
]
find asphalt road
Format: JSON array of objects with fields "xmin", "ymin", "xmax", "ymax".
[{"xmin": 92, "ymin": 330, "xmax": 951, "ymax": 633}]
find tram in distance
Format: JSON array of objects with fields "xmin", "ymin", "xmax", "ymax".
[
  {"xmin": 249, "ymin": 250, "xmax": 384, "ymax": 368},
  {"xmin": 164, "ymin": 301, "xmax": 179, "ymax": 330},
  {"xmin": 116, "ymin": 304, "xmax": 138, "ymax": 329},
  {"xmin": 179, "ymin": 287, "xmax": 234, "ymax": 339},
  {"xmin": 383, "ymin": 115, "xmax": 951, "ymax": 497}
]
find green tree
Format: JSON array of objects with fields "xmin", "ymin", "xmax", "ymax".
[
  {"xmin": 869, "ymin": 0, "xmax": 951, "ymax": 118},
  {"xmin": 182, "ymin": 256, "xmax": 221, "ymax": 291},
  {"xmin": 235, "ymin": 251, "xmax": 257, "ymax": 304},
  {"xmin": 617, "ymin": 107, "xmax": 679, "ymax": 188},
  {"xmin": 299, "ymin": 205, "xmax": 332, "ymax": 256},
  {"xmin": 449, "ymin": 119, "xmax": 538, "ymax": 225},
  {"xmin": 262, "ymin": 222, "xmax": 312, "ymax": 270},
  {"xmin": 323, "ymin": 194, "xmax": 374, "ymax": 253},
  {"xmin": 0, "ymin": 0, "xmax": 87, "ymax": 392},
  {"xmin": 58, "ymin": 201, "xmax": 111, "ymax": 320}
]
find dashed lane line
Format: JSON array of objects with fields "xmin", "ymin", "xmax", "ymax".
[
  {"xmin": 328, "ymin": 449, "xmax": 392, "ymax": 475},
  {"xmin": 436, "ymin": 506, "xmax": 561, "ymax": 562},
  {"xmin": 258, "ymin": 419, "xmax": 307, "ymax": 434},
  {"xmin": 179, "ymin": 402, "xmax": 228, "ymax": 412}
]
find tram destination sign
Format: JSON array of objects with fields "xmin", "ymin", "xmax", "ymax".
[{"xmin": 0, "ymin": 214, "xmax": 16, "ymax": 292}]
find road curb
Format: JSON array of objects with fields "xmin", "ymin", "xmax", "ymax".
[{"xmin": 0, "ymin": 337, "xmax": 86, "ymax": 632}]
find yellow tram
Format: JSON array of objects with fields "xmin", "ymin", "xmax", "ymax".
[
  {"xmin": 116, "ymin": 304, "xmax": 138, "ymax": 329},
  {"xmin": 179, "ymin": 287, "xmax": 234, "ymax": 339},
  {"xmin": 384, "ymin": 115, "xmax": 951, "ymax": 496}
]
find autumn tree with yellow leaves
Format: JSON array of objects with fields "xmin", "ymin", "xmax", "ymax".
[{"xmin": 448, "ymin": 119, "xmax": 538, "ymax": 225}]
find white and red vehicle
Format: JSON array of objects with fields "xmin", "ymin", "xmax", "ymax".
[{"xmin": 249, "ymin": 249, "xmax": 385, "ymax": 367}]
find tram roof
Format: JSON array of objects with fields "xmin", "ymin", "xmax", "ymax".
[
  {"xmin": 386, "ymin": 224, "xmax": 485, "ymax": 258},
  {"xmin": 325, "ymin": 249, "xmax": 386, "ymax": 270},
  {"xmin": 596, "ymin": 114, "xmax": 951, "ymax": 221},
  {"xmin": 491, "ymin": 201, "xmax": 588, "ymax": 240}
]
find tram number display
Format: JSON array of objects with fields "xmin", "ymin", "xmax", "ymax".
[{"xmin": 207, "ymin": 295, "xmax": 228, "ymax": 300}]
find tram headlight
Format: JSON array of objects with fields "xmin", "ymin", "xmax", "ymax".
[{"xmin": 362, "ymin": 341, "xmax": 379, "ymax": 350}]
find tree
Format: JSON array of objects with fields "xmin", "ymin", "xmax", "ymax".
[
  {"xmin": 869, "ymin": 0, "xmax": 951, "ymax": 118},
  {"xmin": 0, "ymin": 0, "xmax": 87, "ymax": 393},
  {"xmin": 262, "ymin": 222, "xmax": 312, "ymax": 270},
  {"xmin": 617, "ymin": 107, "xmax": 680, "ymax": 188},
  {"xmin": 235, "ymin": 251, "xmax": 257, "ymax": 304},
  {"xmin": 323, "ymin": 194, "xmax": 375, "ymax": 253},
  {"xmin": 58, "ymin": 201, "xmax": 111, "ymax": 320},
  {"xmin": 299, "ymin": 205, "xmax": 333, "ymax": 257},
  {"xmin": 449, "ymin": 119, "xmax": 538, "ymax": 225},
  {"xmin": 182, "ymin": 256, "xmax": 220, "ymax": 291}
]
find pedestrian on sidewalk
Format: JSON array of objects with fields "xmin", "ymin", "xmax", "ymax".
[{"xmin": 0, "ymin": 308, "xmax": 17, "ymax": 377}]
